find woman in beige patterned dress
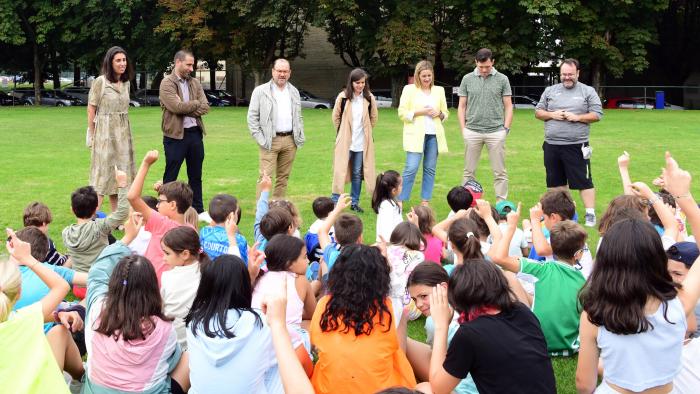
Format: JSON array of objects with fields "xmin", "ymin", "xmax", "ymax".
[{"xmin": 87, "ymin": 46, "xmax": 136, "ymax": 211}]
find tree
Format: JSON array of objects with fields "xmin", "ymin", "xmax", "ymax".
[
  {"xmin": 522, "ymin": 0, "xmax": 670, "ymax": 93},
  {"xmin": 317, "ymin": 0, "xmax": 434, "ymax": 106}
]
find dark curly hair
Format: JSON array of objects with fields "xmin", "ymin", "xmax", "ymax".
[
  {"xmin": 320, "ymin": 245, "xmax": 392, "ymax": 336},
  {"xmin": 580, "ymin": 219, "xmax": 679, "ymax": 335}
]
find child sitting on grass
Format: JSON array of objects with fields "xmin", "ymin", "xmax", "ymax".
[
  {"xmin": 127, "ymin": 150, "xmax": 193, "ymax": 284},
  {"xmin": 23, "ymin": 201, "xmax": 69, "ymax": 266},
  {"xmin": 62, "ymin": 168, "xmax": 129, "ymax": 298},
  {"xmin": 491, "ymin": 203, "xmax": 587, "ymax": 356},
  {"xmin": 316, "ymin": 194, "xmax": 363, "ymax": 283},
  {"xmin": 305, "ymin": 196, "xmax": 335, "ymax": 264},
  {"xmin": 200, "ymin": 193, "xmax": 248, "ymax": 262}
]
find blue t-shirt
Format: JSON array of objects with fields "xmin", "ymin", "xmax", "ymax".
[
  {"xmin": 15, "ymin": 263, "xmax": 75, "ymax": 334},
  {"xmin": 200, "ymin": 225, "xmax": 249, "ymax": 263}
]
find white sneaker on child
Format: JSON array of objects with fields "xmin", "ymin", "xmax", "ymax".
[{"xmin": 584, "ymin": 212, "xmax": 597, "ymax": 227}]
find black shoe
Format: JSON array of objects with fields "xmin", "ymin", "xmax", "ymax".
[{"xmin": 351, "ymin": 204, "xmax": 364, "ymax": 213}]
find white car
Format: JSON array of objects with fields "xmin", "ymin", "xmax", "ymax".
[
  {"xmin": 375, "ymin": 95, "xmax": 393, "ymax": 108},
  {"xmin": 512, "ymin": 95, "xmax": 539, "ymax": 109}
]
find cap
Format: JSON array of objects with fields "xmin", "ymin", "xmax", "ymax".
[
  {"xmin": 666, "ymin": 242, "xmax": 699, "ymax": 267},
  {"xmin": 463, "ymin": 180, "xmax": 483, "ymax": 207},
  {"xmin": 495, "ymin": 200, "xmax": 517, "ymax": 216}
]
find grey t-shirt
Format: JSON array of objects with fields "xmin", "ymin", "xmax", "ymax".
[
  {"xmin": 536, "ymin": 82, "xmax": 603, "ymax": 145},
  {"xmin": 458, "ymin": 68, "xmax": 512, "ymax": 133}
]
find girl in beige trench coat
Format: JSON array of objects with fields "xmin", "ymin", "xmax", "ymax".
[{"xmin": 331, "ymin": 68, "xmax": 379, "ymax": 213}]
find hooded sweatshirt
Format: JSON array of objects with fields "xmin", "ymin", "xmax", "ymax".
[
  {"xmin": 186, "ymin": 309, "xmax": 283, "ymax": 394},
  {"xmin": 83, "ymin": 241, "xmax": 182, "ymax": 394},
  {"xmin": 62, "ymin": 187, "xmax": 129, "ymax": 273}
]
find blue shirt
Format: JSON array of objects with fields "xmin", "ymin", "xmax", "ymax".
[
  {"xmin": 15, "ymin": 263, "xmax": 75, "ymax": 333},
  {"xmin": 200, "ymin": 225, "xmax": 249, "ymax": 263}
]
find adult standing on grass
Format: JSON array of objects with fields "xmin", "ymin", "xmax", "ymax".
[
  {"xmin": 159, "ymin": 49, "xmax": 210, "ymax": 214},
  {"xmin": 535, "ymin": 59, "xmax": 603, "ymax": 227},
  {"xmin": 247, "ymin": 58, "xmax": 305, "ymax": 199},
  {"xmin": 397, "ymin": 60, "xmax": 449, "ymax": 206},
  {"xmin": 331, "ymin": 68, "xmax": 378, "ymax": 213},
  {"xmin": 87, "ymin": 46, "xmax": 136, "ymax": 212},
  {"xmin": 458, "ymin": 48, "xmax": 513, "ymax": 202}
]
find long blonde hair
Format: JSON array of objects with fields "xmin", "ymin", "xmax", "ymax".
[
  {"xmin": 0, "ymin": 260, "xmax": 21, "ymax": 323},
  {"xmin": 413, "ymin": 60, "xmax": 434, "ymax": 89}
]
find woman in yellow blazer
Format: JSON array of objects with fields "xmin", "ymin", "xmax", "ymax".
[
  {"xmin": 331, "ymin": 68, "xmax": 378, "ymax": 212},
  {"xmin": 397, "ymin": 60, "xmax": 449, "ymax": 205}
]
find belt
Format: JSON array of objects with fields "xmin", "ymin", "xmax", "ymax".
[{"xmin": 276, "ymin": 131, "xmax": 292, "ymax": 137}]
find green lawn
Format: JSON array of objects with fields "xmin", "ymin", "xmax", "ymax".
[{"xmin": 2, "ymin": 106, "xmax": 700, "ymax": 392}]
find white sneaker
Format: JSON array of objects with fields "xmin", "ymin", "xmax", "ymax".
[{"xmin": 584, "ymin": 212, "xmax": 596, "ymax": 227}]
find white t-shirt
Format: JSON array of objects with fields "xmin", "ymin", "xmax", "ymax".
[
  {"xmin": 160, "ymin": 262, "xmax": 201, "ymax": 351},
  {"xmin": 272, "ymin": 84, "xmax": 293, "ymax": 132},
  {"xmin": 350, "ymin": 94, "xmax": 365, "ymax": 152},
  {"xmin": 494, "ymin": 222, "xmax": 528, "ymax": 257},
  {"xmin": 376, "ymin": 200, "xmax": 403, "ymax": 243},
  {"xmin": 417, "ymin": 90, "xmax": 437, "ymax": 135},
  {"xmin": 128, "ymin": 227, "xmax": 151, "ymax": 256}
]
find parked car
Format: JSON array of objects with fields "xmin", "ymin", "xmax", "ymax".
[
  {"xmin": 298, "ymin": 89, "xmax": 332, "ymax": 109},
  {"xmin": 204, "ymin": 89, "xmax": 248, "ymax": 106},
  {"xmin": 512, "ymin": 95, "xmax": 538, "ymax": 109},
  {"xmin": 375, "ymin": 94, "xmax": 393, "ymax": 108},
  {"xmin": 62, "ymin": 87, "xmax": 90, "ymax": 102},
  {"xmin": 24, "ymin": 90, "xmax": 84, "ymax": 106},
  {"xmin": 204, "ymin": 91, "xmax": 232, "ymax": 107},
  {"xmin": 0, "ymin": 91, "xmax": 32, "ymax": 106},
  {"xmin": 633, "ymin": 97, "xmax": 685, "ymax": 110},
  {"xmin": 133, "ymin": 89, "xmax": 161, "ymax": 106},
  {"xmin": 604, "ymin": 97, "xmax": 652, "ymax": 110}
]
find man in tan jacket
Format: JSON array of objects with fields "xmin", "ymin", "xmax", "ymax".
[{"xmin": 159, "ymin": 49, "xmax": 209, "ymax": 213}]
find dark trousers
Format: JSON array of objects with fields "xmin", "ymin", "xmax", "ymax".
[{"xmin": 163, "ymin": 126, "xmax": 204, "ymax": 213}]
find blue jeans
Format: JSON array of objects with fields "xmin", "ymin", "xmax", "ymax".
[
  {"xmin": 332, "ymin": 150, "xmax": 364, "ymax": 205},
  {"xmin": 399, "ymin": 134, "xmax": 438, "ymax": 202}
]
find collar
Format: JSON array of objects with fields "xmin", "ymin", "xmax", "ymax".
[
  {"xmin": 174, "ymin": 72, "xmax": 190, "ymax": 83},
  {"xmin": 270, "ymin": 80, "xmax": 289, "ymax": 93},
  {"xmin": 473, "ymin": 67, "xmax": 498, "ymax": 77}
]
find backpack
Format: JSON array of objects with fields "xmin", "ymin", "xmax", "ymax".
[{"xmin": 336, "ymin": 96, "xmax": 372, "ymax": 135}]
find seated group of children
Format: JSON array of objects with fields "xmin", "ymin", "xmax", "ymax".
[{"xmin": 1, "ymin": 150, "xmax": 700, "ymax": 394}]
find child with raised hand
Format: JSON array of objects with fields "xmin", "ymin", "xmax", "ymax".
[
  {"xmin": 405, "ymin": 262, "xmax": 478, "ymax": 394},
  {"xmin": 413, "ymin": 205, "xmax": 444, "ymax": 263},
  {"xmin": 423, "ymin": 261, "xmax": 556, "ymax": 394},
  {"xmin": 316, "ymin": 194, "xmax": 363, "ymax": 282},
  {"xmin": 372, "ymin": 170, "xmax": 403, "ymax": 242},
  {"xmin": 629, "ymin": 181, "xmax": 680, "ymax": 249},
  {"xmin": 310, "ymin": 245, "xmax": 416, "ymax": 393},
  {"xmin": 387, "ymin": 218, "xmax": 425, "ymax": 322},
  {"xmin": 305, "ymin": 196, "xmax": 336, "ymax": 265},
  {"xmin": 23, "ymin": 201, "xmax": 69, "ymax": 265},
  {"xmin": 251, "ymin": 234, "xmax": 316, "ymax": 371},
  {"xmin": 200, "ymin": 194, "xmax": 246, "ymax": 261},
  {"xmin": 62, "ymin": 167, "xmax": 130, "ymax": 298},
  {"xmin": 128, "ymin": 150, "xmax": 194, "ymax": 284},
  {"xmin": 576, "ymin": 152, "xmax": 700, "ymax": 394},
  {"xmin": 186, "ymin": 254, "xmax": 284, "ymax": 394},
  {"xmin": 160, "ymin": 226, "xmax": 211, "ymax": 351},
  {"xmin": 83, "ymin": 242, "xmax": 189, "ymax": 393},
  {"xmin": 1, "ymin": 228, "xmax": 80, "ymax": 393},
  {"xmin": 491, "ymin": 203, "xmax": 587, "ymax": 356}
]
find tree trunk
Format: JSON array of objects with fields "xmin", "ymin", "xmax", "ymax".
[
  {"xmin": 51, "ymin": 52, "xmax": 60, "ymax": 89},
  {"xmin": 591, "ymin": 61, "xmax": 603, "ymax": 98},
  {"xmin": 252, "ymin": 69, "xmax": 263, "ymax": 88},
  {"xmin": 139, "ymin": 72, "xmax": 146, "ymax": 89},
  {"xmin": 33, "ymin": 42, "xmax": 43, "ymax": 105},
  {"xmin": 390, "ymin": 73, "xmax": 405, "ymax": 108},
  {"xmin": 209, "ymin": 59, "xmax": 217, "ymax": 90},
  {"xmin": 225, "ymin": 57, "xmax": 235, "ymax": 94},
  {"xmin": 73, "ymin": 64, "xmax": 81, "ymax": 86},
  {"xmin": 151, "ymin": 69, "xmax": 165, "ymax": 90}
]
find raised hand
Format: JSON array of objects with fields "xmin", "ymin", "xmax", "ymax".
[
  {"xmin": 475, "ymin": 199, "xmax": 492, "ymax": 219},
  {"xmin": 662, "ymin": 152, "xmax": 691, "ymax": 198},
  {"xmin": 507, "ymin": 202, "xmax": 522, "ymax": 227},
  {"xmin": 617, "ymin": 151, "xmax": 630, "ymax": 169},
  {"xmin": 529, "ymin": 202, "xmax": 544, "ymax": 222},
  {"xmin": 143, "ymin": 150, "xmax": 159, "ymax": 165},
  {"xmin": 225, "ymin": 212, "xmax": 239, "ymax": 238},
  {"xmin": 259, "ymin": 172, "xmax": 273, "ymax": 192}
]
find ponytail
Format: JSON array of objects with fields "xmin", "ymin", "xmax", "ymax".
[
  {"xmin": 372, "ymin": 170, "xmax": 401, "ymax": 213},
  {"xmin": 0, "ymin": 260, "xmax": 21, "ymax": 323},
  {"xmin": 448, "ymin": 218, "xmax": 483, "ymax": 260}
]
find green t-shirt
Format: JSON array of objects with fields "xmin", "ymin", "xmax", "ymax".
[
  {"xmin": 519, "ymin": 257, "xmax": 585, "ymax": 356},
  {"xmin": 458, "ymin": 68, "xmax": 512, "ymax": 133},
  {"xmin": 0, "ymin": 303, "xmax": 70, "ymax": 393}
]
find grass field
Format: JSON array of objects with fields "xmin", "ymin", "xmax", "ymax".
[{"xmin": 2, "ymin": 106, "xmax": 700, "ymax": 392}]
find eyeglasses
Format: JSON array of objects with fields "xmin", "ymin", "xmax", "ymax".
[{"xmin": 156, "ymin": 198, "xmax": 170, "ymax": 206}]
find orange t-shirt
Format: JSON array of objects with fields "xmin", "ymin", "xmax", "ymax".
[{"xmin": 310, "ymin": 296, "xmax": 416, "ymax": 394}]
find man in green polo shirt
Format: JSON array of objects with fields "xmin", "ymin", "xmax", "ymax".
[{"xmin": 458, "ymin": 48, "xmax": 513, "ymax": 201}]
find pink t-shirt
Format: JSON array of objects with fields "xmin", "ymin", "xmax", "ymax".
[
  {"xmin": 144, "ymin": 210, "xmax": 190, "ymax": 285},
  {"xmin": 423, "ymin": 233, "xmax": 443, "ymax": 263}
]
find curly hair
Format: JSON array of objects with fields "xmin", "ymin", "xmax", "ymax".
[
  {"xmin": 580, "ymin": 219, "xmax": 679, "ymax": 335},
  {"xmin": 320, "ymin": 245, "xmax": 392, "ymax": 336}
]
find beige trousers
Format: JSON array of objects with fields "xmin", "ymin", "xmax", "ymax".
[
  {"xmin": 462, "ymin": 128, "xmax": 508, "ymax": 200},
  {"xmin": 258, "ymin": 135, "xmax": 297, "ymax": 198}
]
